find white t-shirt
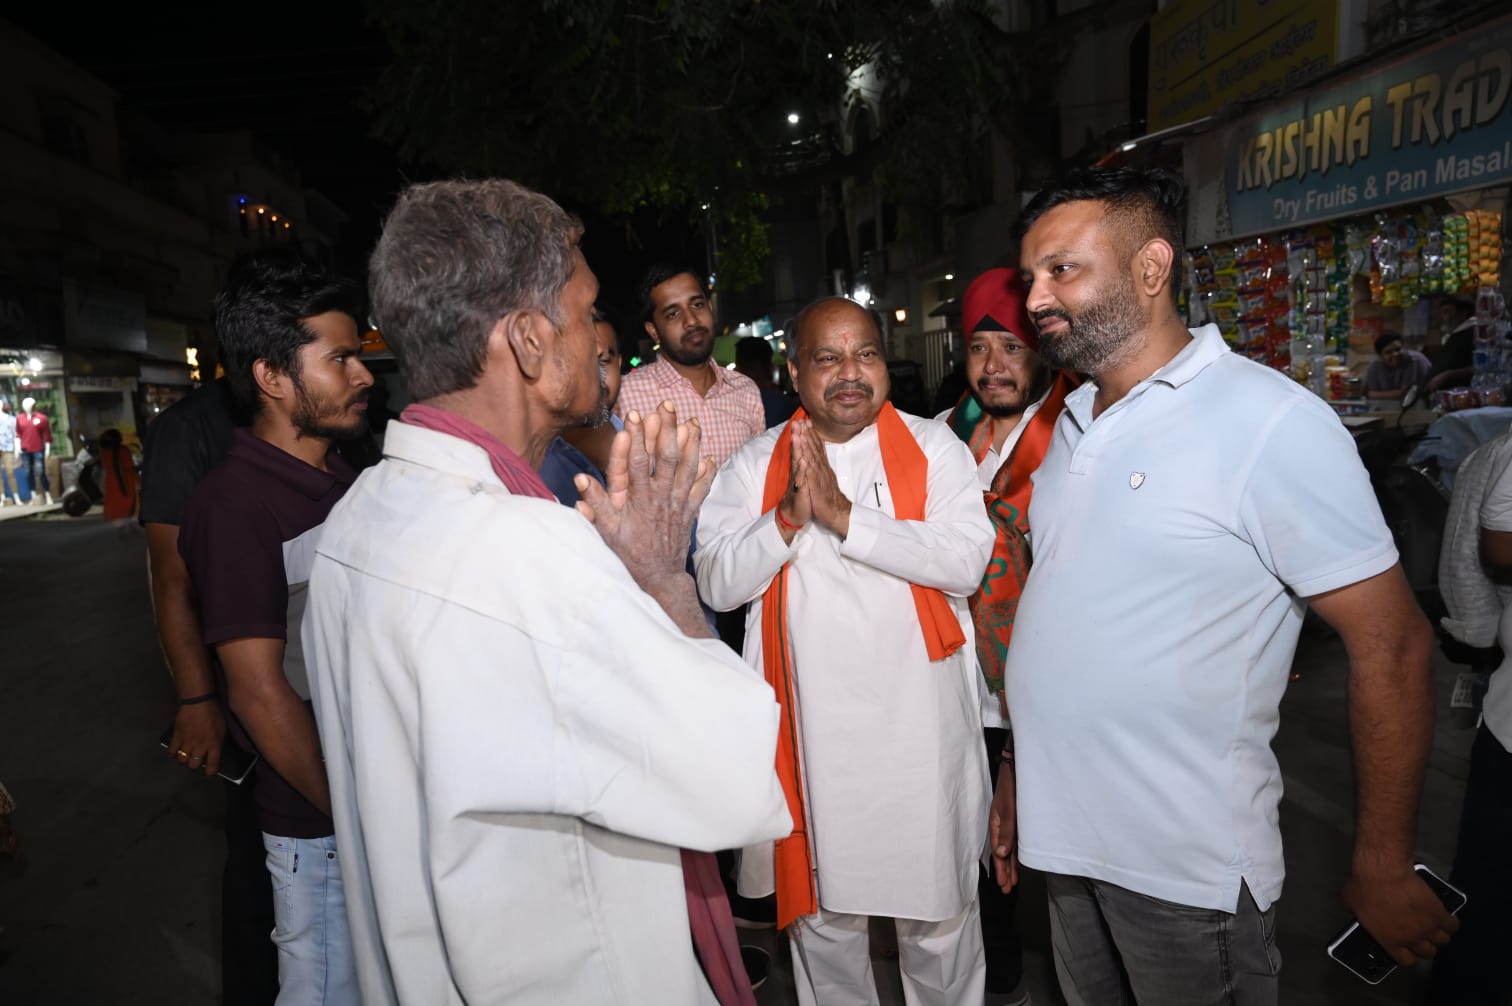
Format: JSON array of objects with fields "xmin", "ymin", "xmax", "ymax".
[
  {"xmin": 935, "ymin": 394, "xmax": 1047, "ymax": 729},
  {"xmin": 1476, "ymin": 440, "xmax": 1512, "ymax": 751},
  {"xmin": 1005, "ymin": 325, "xmax": 1397, "ymax": 913}
]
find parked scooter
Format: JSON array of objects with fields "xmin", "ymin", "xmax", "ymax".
[
  {"xmin": 1353, "ymin": 386, "xmax": 1450, "ymax": 620},
  {"xmin": 60, "ymin": 436, "xmax": 102, "ymax": 517}
]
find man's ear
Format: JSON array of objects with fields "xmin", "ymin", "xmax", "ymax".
[
  {"xmin": 500, "ymin": 310, "xmax": 549, "ymax": 381},
  {"xmin": 643, "ymin": 318, "xmax": 658, "ymax": 342},
  {"xmin": 252, "ymin": 359, "xmax": 289, "ymax": 405},
  {"xmin": 1135, "ymin": 238, "xmax": 1176, "ymax": 302}
]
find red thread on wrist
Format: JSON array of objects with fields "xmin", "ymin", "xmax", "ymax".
[{"xmin": 775, "ymin": 509, "xmax": 805, "ymax": 533}]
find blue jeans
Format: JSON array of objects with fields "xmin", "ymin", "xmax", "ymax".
[
  {"xmin": 1429, "ymin": 724, "xmax": 1512, "ymax": 1004},
  {"xmin": 1047, "ymin": 874, "xmax": 1279, "ymax": 1006},
  {"xmin": 262, "ymin": 833, "xmax": 359, "ymax": 1005},
  {"xmin": 20, "ymin": 450, "xmax": 47, "ymax": 496}
]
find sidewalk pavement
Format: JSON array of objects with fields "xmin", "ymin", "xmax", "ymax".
[{"xmin": 0, "ymin": 500, "xmax": 60, "ymax": 521}]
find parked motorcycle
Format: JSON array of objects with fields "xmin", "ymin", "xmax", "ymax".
[{"xmin": 60, "ymin": 436, "xmax": 102, "ymax": 517}]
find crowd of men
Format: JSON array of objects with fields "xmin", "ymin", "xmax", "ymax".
[{"xmin": 140, "ymin": 166, "xmax": 1485, "ymax": 1006}]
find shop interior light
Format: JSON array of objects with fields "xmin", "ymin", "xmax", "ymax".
[
  {"xmin": 271, "ymin": 214, "xmax": 278, "ymax": 222},
  {"xmin": 258, "ymin": 207, "xmax": 266, "ymax": 214},
  {"xmin": 27, "ymin": 357, "xmax": 42, "ymax": 372},
  {"xmin": 787, "ymin": 112, "xmax": 800, "ymax": 125},
  {"xmin": 894, "ymin": 308, "xmax": 908, "ymax": 323},
  {"xmin": 944, "ymin": 273, "xmax": 954, "ymax": 281},
  {"xmin": 284, "ymin": 222, "xmax": 291, "ymax": 229},
  {"xmin": 19, "ymin": 377, "xmax": 29, "ymax": 387}
]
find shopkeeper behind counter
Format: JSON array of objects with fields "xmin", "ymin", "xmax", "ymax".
[
  {"xmin": 1425, "ymin": 298, "xmax": 1477, "ymax": 393},
  {"xmin": 1365, "ymin": 331, "xmax": 1432, "ymax": 401}
]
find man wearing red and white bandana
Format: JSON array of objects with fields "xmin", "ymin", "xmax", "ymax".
[
  {"xmin": 697, "ymin": 296, "xmax": 995, "ymax": 1006},
  {"xmin": 617, "ymin": 264, "xmax": 764, "ymax": 466}
]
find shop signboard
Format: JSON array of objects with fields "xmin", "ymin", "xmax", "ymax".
[
  {"xmin": 1148, "ymin": 0, "xmax": 1341, "ymax": 133},
  {"xmin": 1224, "ymin": 14, "xmax": 1512, "ymax": 238},
  {"xmin": 64, "ymin": 280, "xmax": 147, "ymax": 353}
]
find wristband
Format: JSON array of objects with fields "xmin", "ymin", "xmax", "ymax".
[
  {"xmin": 775, "ymin": 509, "xmax": 805, "ymax": 533},
  {"xmin": 999, "ymin": 748, "xmax": 1015, "ymax": 764},
  {"xmin": 178, "ymin": 692, "xmax": 218, "ymax": 706}
]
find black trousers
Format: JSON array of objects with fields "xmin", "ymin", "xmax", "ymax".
[
  {"xmin": 981, "ymin": 726, "xmax": 1025, "ymax": 993},
  {"xmin": 1429, "ymin": 724, "xmax": 1512, "ymax": 1005},
  {"xmin": 222, "ymin": 778, "xmax": 277, "ymax": 1005}
]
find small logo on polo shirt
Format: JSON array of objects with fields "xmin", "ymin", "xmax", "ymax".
[{"xmin": 1129, "ymin": 472, "xmax": 1146, "ymax": 490}]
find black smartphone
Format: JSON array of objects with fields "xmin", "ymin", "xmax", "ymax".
[
  {"xmin": 1326, "ymin": 864, "xmax": 1467, "ymax": 984},
  {"xmin": 158, "ymin": 725, "xmax": 259, "ymax": 785}
]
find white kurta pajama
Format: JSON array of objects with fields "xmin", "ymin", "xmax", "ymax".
[
  {"xmin": 694, "ymin": 412, "xmax": 995, "ymax": 1006},
  {"xmin": 302, "ymin": 422, "xmax": 793, "ymax": 1006}
]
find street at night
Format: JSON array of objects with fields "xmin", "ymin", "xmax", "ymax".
[
  {"xmin": 3, "ymin": 1, "xmax": 1511, "ymax": 1003},
  {"xmin": 0, "ymin": 510, "xmax": 1480, "ymax": 1004}
]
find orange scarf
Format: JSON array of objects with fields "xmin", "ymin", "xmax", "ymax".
[
  {"xmin": 946, "ymin": 371, "xmax": 1076, "ymax": 696},
  {"xmin": 758, "ymin": 403, "xmax": 966, "ymax": 927}
]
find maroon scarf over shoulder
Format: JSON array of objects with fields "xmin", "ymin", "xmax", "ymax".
[{"xmin": 400, "ymin": 403, "xmax": 754, "ymax": 1006}]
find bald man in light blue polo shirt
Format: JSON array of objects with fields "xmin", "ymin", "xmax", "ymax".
[{"xmin": 988, "ymin": 166, "xmax": 1459, "ymax": 1005}]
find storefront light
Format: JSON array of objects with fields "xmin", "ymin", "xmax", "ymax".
[{"xmin": 27, "ymin": 357, "xmax": 42, "ymax": 372}]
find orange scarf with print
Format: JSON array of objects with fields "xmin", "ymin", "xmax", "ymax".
[
  {"xmin": 946, "ymin": 371, "xmax": 1076, "ymax": 697},
  {"xmin": 759, "ymin": 402, "xmax": 965, "ymax": 928}
]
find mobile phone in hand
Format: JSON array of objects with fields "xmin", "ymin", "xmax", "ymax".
[
  {"xmin": 1326, "ymin": 864, "xmax": 1467, "ymax": 984},
  {"xmin": 158, "ymin": 725, "xmax": 260, "ymax": 785}
]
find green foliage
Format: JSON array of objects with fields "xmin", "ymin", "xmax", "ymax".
[{"xmin": 363, "ymin": 0, "xmax": 1133, "ymax": 287}]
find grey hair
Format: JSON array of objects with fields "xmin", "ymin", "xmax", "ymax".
[{"xmin": 368, "ymin": 179, "xmax": 584, "ymax": 401}]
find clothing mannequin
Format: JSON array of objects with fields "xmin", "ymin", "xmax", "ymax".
[
  {"xmin": 0, "ymin": 400, "xmax": 17, "ymax": 505},
  {"xmin": 17, "ymin": 397, "xmax": 53, "ymax": 505}
]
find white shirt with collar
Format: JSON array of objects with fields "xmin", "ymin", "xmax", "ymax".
[
  {"xmin": 303, "ymin": 420, "xmax": 792, "ymax": 1006},
  {"xmin": 1005, "ymin": 324, "xmax": 1397, "ymax": 914}
]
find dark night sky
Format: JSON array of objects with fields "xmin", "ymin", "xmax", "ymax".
[
  {"xmin": 10, "ymin": 3, "xmax": 404, "ymax": 269},
  {"xmin": 10, "ymin": 5, "xmax": 709, "ymax": 323}
]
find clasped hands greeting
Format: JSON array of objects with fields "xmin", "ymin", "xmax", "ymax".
[
  {"xmin": 777, "ymin": 418, "xmax": 851, "ymax": 542},
  {"xmin": 574, "ymin": 401, "xmax": 713, "ymax": 593}
]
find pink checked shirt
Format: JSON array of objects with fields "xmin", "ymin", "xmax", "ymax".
[{"xmin": 615, "ymin": 357, "xmax": 765, "ymax": 466}]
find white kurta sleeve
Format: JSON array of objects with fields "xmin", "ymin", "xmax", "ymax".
[
  {"xmin": 839, "ymin": 429, "xmax": 994, "ymax": 596},
  {"xmin": 414, "ymin": 556, "xmax": 792, "ymax": 858},
  {"xmin": 695, "ymin": 439, "xmax": 796, "ymax": 610}
]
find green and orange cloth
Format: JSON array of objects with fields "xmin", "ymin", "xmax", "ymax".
[{"xmin": 947, "ymin": 267, "xmax": 1075, "ymax": 698}]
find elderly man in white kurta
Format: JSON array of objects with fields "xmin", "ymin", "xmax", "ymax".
[
  {"xmin": 304, "ymin": 180, "xmax": 792, "ymax": 1006},
  {"xmin": 695, "ymin": 297, "xmax": 996, "ymax": 1006}
]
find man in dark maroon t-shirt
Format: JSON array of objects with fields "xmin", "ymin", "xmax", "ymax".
[{"xmin": 178, "ymin": 250, "xmax": 372, "ymax": 1005}]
